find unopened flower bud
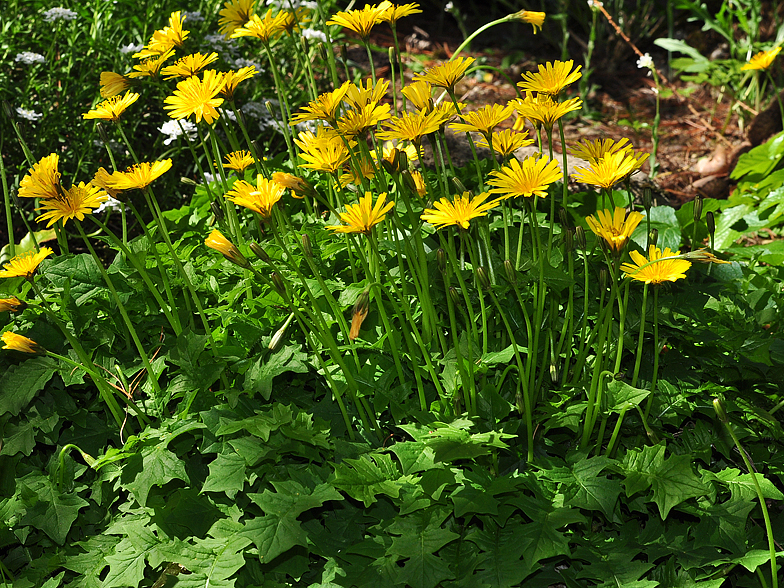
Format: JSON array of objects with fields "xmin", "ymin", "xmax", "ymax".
[
  {"xmin": 318, "ymin": 43, "xmax": 328, "ymax": 62},
  {"xmin": 451, "ymin": 177, "xmax": 468, "ymax": 194},
  {"xmin": 437, "ymin": 248, "xmax": 446, "ymax": 274},
  {"xmin": 250, "ymin": 242, "xmax": 270, "ymax": 262},
  {"xmin": 642, "ymin": 186, "xmax": 653, "ymax": 211},
  {"xmin": 205, "ymin": 229, "xmax": 251, "ymax": 269},
  {"xmin": 599, "ymin": 267, "xmax": 608, "ymax": 292},
  {"xmin": 575, "ymin": 226, "xmax": 587, "ymax": 251},
  {"xmin": 712, "ymin": 397, "xmax": 728, "ymax": 423},
  {"xmin": 564, "ymin": 229, "xmax": 574, "ymax": 253},
  {"xmin": 504, "ymin": 259, "xmax": 516, "ymax": 285},
  {"xmin": 271, "ymin": 272, "xmax": 286, "ymax": 296},
  {"xmin": 0, "ymin": 297, "xmax": 27, "ymax": 313},
  {"xmin": 388, "ymin": 46, "xmax": 396, "ymax": 65},
  {"xmin": 350, "ymin": 289, "xmax": 371, "ymax": 340},
  {"xmin": 181, "ymin": 177, "xmax": 198, "ymax": 186},
  {"xmin": 297, "ymin": 234, "xmax": 311, "ymax": 259},
  {"xmin": 648, "ymin": 228, "xmax": 658, "ymax": 248},
  {"xmin": 449, "ymin": 286, "xmax": 461, "ymax": 307},
  {"xmin": 397, "ymin": 150, "xmax": 408, "ymax": 172},
  {"xmin": 269, "ymin": 312, "xmax": 295, "ymax": 351},
  {"xmin": 265, "ymin": 100, "xmax": 275, "ymax": 117},
  {"xmin": 693, "ymin": 194, "xmax": 703, "ymax": 223},
  {"xmin": 1, "ymin": 101, "xmax": 14, "ymax": 121},
  {"xmin": 476, "ymin": 267, "xmax": 491, "ymax": 290},
  {"xmin": 210, "ymin": 201, "xmax": 225, "ymax": 224},
  {"xmin": 558, "ymin": 207, "xmax": 569, "ymax": 228},
  {"xmin": 401, "ymin": 170, "xmax": 418, "ymax": 194},
  {"xmin": 381, "ymin": 158, "xmax": 396, "ymax": 175},
  {"xmin": 706, "ymin": 211, "xmax": 715, "ymax": 236},
  {"xmin": 340, "ymin": 44, "xmax": 348, "ymax": 64},
  {"xmin": 96, "ymin": 122, "xmax": 111, "ymax": 145}
]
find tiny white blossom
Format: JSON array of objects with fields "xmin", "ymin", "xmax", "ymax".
[
  {"xmin": 221, "ymin": 108, "xmax": 237, "ymax": 122},
  {"xmin": 95, "ymin": 195, "xmax": 124, "ymax": 214},
  {"xmin": 16, "ymin": 107, "xmax": 43, "ymax": 122},
  {"xmin": 587, "ymin": 0, "xmax": 603, "ymax": 7},
  {"xmin": 302, "ymin": 28, "xmax": 327, "ymax": 43},
  {"xmin": 203, "ymin": 172, "xmax": 216, "ymax": 184},
  {"xmin": 15, "ymin": 52, "xmax": 46, "ymax": 65},
  {"xmin": 42, "ymin": 7, "xmax": 78, "ymax": 22},
  {"xmin": 637, "ymin": 53, "xmax": 654, "ymax": 70},
  {"xmin": 183, "ymin": 10, "xmax": 204, "ymax": 22},
  {"xmin": 159, "ymin": 119, "xmax": 197, "ymax": 145},
  {"xmin": 232, "ymin": 57, "xmax": 263, "ymax": 70},
  {"xmin": 444, "ymin": 2, "xmax": 454, "ymax": 12},
  {"xmin": 120, "ymin": 43, "xmax": 144, "ymax": 55}
]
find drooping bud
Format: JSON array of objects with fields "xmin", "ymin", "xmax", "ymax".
[
  {"xmin": 476, "ymin": 267, "xmax": 491, "ymax": 291},
  {"xmin": 269, "ymin": 312, "xmax": 295, "ymax": 351},
  {"xmin": 271, "ymin": 272, "xmax": 287, "ymax": 296},
  {"xmin": 642, "ymin": 186, "xmax": 653, "ymax": 212},
  {"xmin": 250, "ymin": 242, "xmax": 270, "ymax": 263},
  {"xmin": 575, "ymin": 225, "xmax": 587, "ymax": 251},
  {"xmin": 437, "ymin": 248, "xmax": 447, "ymax": 274},
  {"xmin": 204, "ymin": 229, "xmax": 251, "ymax": 269},
  {"xmin": 0, "ymin": 297, "xmax": 27, "ymax": 313},
  {"xmin": 564, "ymin": 229, "xmax": 574, "ymax": 253},
  {"xmin": 340, "ymin": 44, "xmax": 348, "ymax": 65},
  {"xmin": 96, "ymin": 122, "xmax": 111, "ymax": 146},
  {"xmin": 210, "ymin": 201, "xmax": 225, "ymax": 224},
  {"xmin": 350, "ymin": 289, "xmax": 371, "ymax": 340},
  {"xmin": 558, "ymin": 207, "xmax": 569, "ymax": 229},
  {"xmin": 397, "ymin": 150, "xmax": 408, "ymax": 173},
  {"xmin": 401, "ymin": 170, "xmax": 418, "ymax": 194},
  {"xmin": 693, "ymin": 194, "xmax": 703, "ymax": 223},
  {"xmin": 706, "ymin": 211, "xmax": 715, "ymax": 236},
  {"xmin": 504, "ymin": 260, "xmax": 516, "ymax": 285},
  {"xmin": 648, "ymin": 228, "xmax": 659, "ymax": 248},
  {"xmin": 301, "ymin": 233, "xmax": 313, "ymax": 258},
  {"xmin": 712, "ymin": 397, "xmax": 728, "ymax": 423},
  {"xmin": 449, "ymin": 286, "xmax": 461, "ymax": 307},
  {"xmin": 451, "ymin": 176, "xmax": 468, "ymax": 195}
]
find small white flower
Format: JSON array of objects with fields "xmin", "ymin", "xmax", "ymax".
[
  {"xmin": 587, "ymin": 0, "xmax": 603, "ymax": 7},
  {"xmin": 232, "ymin": 57, "xmax": 263, "ymax": 70},
  {"xmin": 16, "ymin": 107, "xmax": 42, "ymax": 122},
  {"xmin": 221, "ymin": 108, "xmax": 237, "ymax": 122},
  {"xmin": 302, "ymin": 28, "xmax": 327, "ymax": 43},
  {"xmin": 95, "ymin": 195, "xmax": 124, "ymax": 214},
  {"xmin": 120, "ymin": 42, "xmax": 144, "ymax": 55},
  {"xmin": 159, "ymin": 119, "xmax": 197, "ymax": 145},
  {"xmin": 203, "ymin": 172, "xmax": 216, "ymax": 184},
  {"xmin": 42, "ymin": 7, "xmax": 78, "ymax": 22},
  {"xmin": 15, "ymin": 52, "xmax": 46, "ymax": 65},
  {"xmin": 444, "ymin": 2, "xmax": 454, "ymax": 12},
  {"xmin": 183, "ymin": 10, "xmax": 204, "ymax": 22},
  {"xmin": 637, "ymin": 53, "xmax": 654, "ymax": 70}
]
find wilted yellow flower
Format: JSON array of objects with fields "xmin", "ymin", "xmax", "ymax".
[
  {"xmin": 160, "ymin": 52, "xmax": 220, "ymax": 79},
  {"xmin": 290, "ymin": 81, "xmax": 351, "ymax": 126},
  {"xmin": 0, "ymin": 247, "xmax": 54, "ymax": 279},
  {"xmin": 35, "ymin": 182, "xmax": 108, "ymax": 227},
  {"xmin": 92, "ymin": 167, "xmax": 123, "ymax": 198},
  {"xmin": 585, "ymin": 207, "xmax": 644, "ymax": 253},
  {"xmin": 621, "ymin": 245, "xmax": 692, "ymax": 284},
  {"xmin": 514, "ymin": 10, "xmax": 545, "ymax": 33},
  {"xmin": 18, "ymin": 154, "xmax": 61, "ymax": 201},
  {"xmin": 272, "ymin": 172, "xmax": 316, "ymax": 199},
  {"xmin": 107, "ymin": 160, "xmax": 172, "ymax": 191},
  {"xmin": 82, "ymin": 91, "xmax": 140, "ymax": 121},
  {"xmin": 518, "ymin": 59, "xmax": 582, "ymax": 96},
  {"xmin": 349, "ymin": 289, "xmax": 371, "ymax": 340},
  {"xmin": 572, "ymin": 150, "xmax": 640, "ymax": 189},
  {"xmin": 134, "ymin": 11, "xmax": 189, "ymax": 58},
  {"xmin": 401, "ymin": 80, "xmax": 434, "ymax": 113},
  {"xmin": 205, "ymin": 229, "xmax": 251, "ymax": 268},
  {"xmin": 99, "ymin": 71, "xmax": 131, "ymax": 98},
  {"xmin": 163, "ymin": 70, "xmax": 225, "ymax": 124},
  {"xmin": 487, "ymin": 155, "xmax": 562, "ymax": 199},
  {"xmin": 742, "ymin": 46, "xmax": 782, "ymax": 71},
  {"xmin": 219, "ymin": 0, "xmax": 255, "ymax": 37},
  {"xmin": 1, "ymin": 331, "xmax": 43, "ymax": 354},
  {"xmin": 225, "ymin": 174, "xmax": 285, "ymax": 218},
  {"xmin": 409, "ymin": 171, "xmax": 427, "ymax": 197},
  {"xmin": 0, "ymin": 297, "xmax": 26, "ymax": 313},
  {"xmin": 326, "ymin": 192, "xmax": 394, "ymax": 234},
  {"xmin": 231, "ymin": 9, "xmax": 288, "ymax": 43},
  {"xmin": 223, "ymin": 150, "xmax": 255, "ymax": 173},
  {"xmin": 413, "ymin": 56, "xmax": 475, "ymax": 91},
  {"xmin": 127, "ymin": 49, "xmax": 175, "ymax": 79},
  {"xmin": 421, "ymin": 192, "xmax": 500, "ymax": 230},
  {"xmin": 220, "ymin": 66, "xmax": 258, "ymax": 99},
  {"xmin": 326, "ymin": 2, "xmax": 392, "ymax": 41},
  {"xmin": 449, "ymin": 103, "xmax": 514, "ymax": 139},
  {"xmin": 475, "ymin": 129, "xmax": 534, "ymax": 157}
]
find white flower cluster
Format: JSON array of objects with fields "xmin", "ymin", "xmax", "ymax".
[
  {"xmin": 120, "ymin": 43, "xmax": 144, "ymax": 55},
  {"xmin": 182, "ymin": 10, "xmax": 204, "ymax": 22},
  {"xmin": 159, "ymin": 120, "xmax": 198, "ymax": 145},
  {"xmin": 302, "ymin": 28, "xmax": 327, "ymax": 43},
  {"xmin": 15, "ymin": 52, "xmax": 46, "ymax": 65},
  {"xmin": 16, "ymin": 107, "xmax": 43, "ymax": 122},
  {"xmin": 95, "ymin": 196, "xmax": 125, "ymax": 214},
  {"xmin": 265, "ymin": 0, "xmax": 316, "ymax": 8},
  {"xmin": 42, "ymin": 7, "xmax": 78, "ymax": 22},
  {"xmin": 231, "ymin": 57, "xmax": 263, "ymax": 71}
]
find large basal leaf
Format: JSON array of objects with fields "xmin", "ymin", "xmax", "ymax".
[
  {"xmin": 19, "ymin": 473, "xmax": 89, "ymax": 545},
  {"xmin": 398, "ymin": 420, "xmax": 514, "ymax": 463},
  {"xmin": 0, "ymin": 357, "xmax": 56, "ymax": 416},
  {"xmin": 44, "ymin": 253, "xmax": 108, "ymax": 306},
  {"xmin": 152, "ymin": 536, "xmax": 251, "ymax": 588},
  {"xmin": 466, "ymin": 519, "xmax": 528, "ymax": 588},
  {"xmin": 631, "ymin": 206, "xmax": 681, "ymax": 252},
  {"xmin": 244, "ymin": 344, "xmax": 310, "ymax": 401},
  {"xmin": 201, "ymin": 448, "xmax": 247, "ymax": 498},
  {"xmin": 122, "ymin": 444, "xmax": 190, "ymax": 507},
  {"xmin": 332, "ymin": 453, "xmax": 412, "ymax": 506}
]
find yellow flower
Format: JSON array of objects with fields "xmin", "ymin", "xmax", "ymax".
[
  {"xmin": 219, "ymin": 0, "xmax": 255, "ymax": 37},
  {"xmin": 92, "ymin": 167, "xmax": 123, "ymax": 198},
  {"xmin": 223, "ymin": 150, "xmax": 255, "ymax": 173},
  {"xmin": 295, "ymin": 128, "xmax": 352, "ymax": 174},
  {"xmin": 99, "ymin": 71, "xmax": 131, "ymax": 98},
  {"xmin": 345, "ymin": 78, "xmax": 390, "ymax": 109},
  {"xmin": 339, "ymin": 156, "xmax": 377, "ymax": 187},
  {"xmin": 35, "ymin": 182, "xmax": 108, "ymax": 227},
  {"xmin": 0, "ymin": 297, "xmax": 26, "ymax": 313},
  {"xmin": 371, "ymin": 140, "xmax": 419, "ymax": 166},
  {"xmin": 225, "ymin": 174, "xmax": 285, "ymax": 218},
  {"xmin": 0, "ymin": 247, "xmax": 54, "ymax": 279},
  {"xmin": 290, "ymin": 81, "xmax": 351, "ymax": 126},
  {"xmin": 449, "ymin": 103, "xmax": 514, "ymax": 139},
  {"xmin": 409, "ymin": 171, "xmax": 427, "ymax": 197},
  {"xmin": 220, "ymin": 66, "xmax": 258, "ymax": 99},
  {"xmin": 327, "ymin": 192, "xmax": 394, "ymax": 234},
  {"xmin": 337, "ymin": 102, "xmax": 391, "ymax": 137},
  {"xmin": 413, "ymin": 56, "xmax": 475, "ymax": 91},
  {"xmin": 585, "ymin": 207, "xmax": 644, "ymax": 253},
  {"xmin": 570, "ymin": 137, "xmax": 632, "ymax": 163},
  {"xmin": 326, "ymin": 2, "xmax": 392, "ymax": 40},
  {"xmin": 127, "ymin": 49, "xmax": 175, "ymax": 79},
  {"xmin": 134, "ymin": 11, "xmax": 189, "ymax": 58},
  {"xmin": 514, "ymin": 10, "xmax": 545, "ymax": 33},
  {"xmin": 487, "ymin": 155, "xmax": 562, "ymax": 199},
  {"xmin": 280, "ymin": 8, "xmax": 311, "ymax": 35},
  {"xmin": 163, "ymin": 70, "xmax": 226, "ymax": 124},
  {"xmin": 1, "ymin": 332, "xmax": 43, "ymax": 355},
  {"xmin": 401, "ymin": 80, "xmax": 434, "ymax": 113},
  {"xmin": 572, "ymin": 150, "xmax": 640, "ymax": 189},
  {"xmin": 421, "ymin": 191, "xmax": 500, "ymax": 230},
  {"xmin": 82, "ymin": 91, "xmax": 140, "ymax": 121},
  {"xmin": 512, "ymin": 93, "xmax": 582, "ymax": 131},
  {"xmin": 518, "ymin": 59, "xmax": 582, "ymax": 96},
  {"xmin": 205, "ymin": 229, "xmax": 251, "ymax": 268},
  {"xmin": 621, "ymin": 245, "xmax": 692, "ymax": 284},
  {"xmin": 475, "ymin": 129, "xmax": 534, "ymax": 157},
  {"xmin": 380, "ymin": 3, "xmax": 422, "ymax": 23},
  {"xmin": 230, "ymin": 9, "xmax": 288, "ymax": 43},
  {"xmin": 107, "ymin": 160, "xmax": 172, "ymax": 191},
  {"xmin": 161, "ymin": 52, "xmax": 220, "ymax": 79},
  {"xmin": 376, "ymin": 110, "xmax": 444, "ymax": 148},
  {"xmin": 272, "ymin": 172, "xmax": 316, "ymax": 199},
  {"xmin": 742, "ymin": 46, "xmax": 782, "ymax": 71},
  {"xmin": 18, "ymin": 154, "xmax": 61, "ymax": 200}
]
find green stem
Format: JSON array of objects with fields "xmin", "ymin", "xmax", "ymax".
[
  {"xmin": 450, "ymin": 14, "xmax": 515, "ymax": 60},
  {"xmin": 631, "ymin": 282, "xmax": 649, "ymax": 387}
]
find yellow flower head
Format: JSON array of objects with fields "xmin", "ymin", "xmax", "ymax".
[
  {"xmin": 92, "ymin": 167, "xmax": 123, "ymax": 198},
  {"xmin": 512, "ymin": 93, "xmax": 582, "ymax": 130},
  {"xmin": 134, "ymin": 11, "xmax": 189, "ymax": 58},
  {"xmin": 82, "ymin": 91, "xmax": 140, "ymax": 121},
  {"xmin": 421, "ymin": 191, "xmax": 500, "ymax": 230},
  {"xmin": 401, "ymin": 80, "xmax": 434, "ymax": 113},
  {"xmin": 475, "ymin": 129, "xmax": 534, "ymax": 157},
  {"xmin": 621, "ymin": 245, "xmax": 692, "ymax": 285},
  {"xmin": 345, "ymin": 78, "xmax": 390, "ymax": 109},
  {"xmin": 371, "ymin": 140, "xmax": 418, "ymax": 167},
  {"xmin": 570, "ymin": 137, "xmax": 632, "ymax": 163},
  {"xmin": 295, "ymin": 127, "xmax": 352, "ymax": 173},
  {"xmin": 18, "ymin": 154, "xmax": 61, "ymax": 200},
  {"xmin": 219, "ymin": 0, "xmax": 255, "ymax": 37},
  {"xmin": 164, "ymin": 70, "xmax": 226, "ymax": 124},
  {"xmin": 376, "ymin": 109, "xmax": 443, "ymax": 148},
  {"xmin": 572, "ymin": 150, "xmax": 640, "ymax": 189},
  {"xmin": 35, "ymin": 182, "xmax": 108, "ymax": 228},
  {"xmin": 409, "ymin": 171, "xmax": 427, "ymax": 197},
  {"xmin": 161, "ymin": 52, "xmax": 220, "ymax": 80},
  {"xmin": 337, "ymin": 102, "xmax": 391, "ymax": 138},
  {"xmin": 220, "ymin": 66, "xmax": 258, "ymax": 99},
  {"xmin": 514, "ymin": 10, "xmax": 545, "ymax": 33},
  {"xmin": 225, "ymin": 173, "xmax": 285, "ymax": 218},
  {"xmin": 0, "ymin": 297, "xmax": 26, "ymax": 313},
  {"xmin": 518, "ymin": 59, "xmax": 582, "ymax": 96},
  {"xmin": 326, "ymin": 2, "xmax": 393, "ymax": 40},
  {"xmin": 449, "ymin": 103, "xmax": 514, "ymax": 138},
  {"xmin": 1, "ymin": 331, "xmax": 43, "ymax": 355},
  {"xmin": 339, "ymin": 156, "xmax": 377, "ymax": 187},
  {"xmin": 327, "ymin": 191, "xmax": 394, "ymax": 234},
  {"xmin": 230, "ymin": 9, "xmax": 288, "ymax": 43},
  {"xmin": 280, "ymin": 8, "xmax": 311, "ymax": 35},
  {"xmin": 107, "ymin": 160, "xmax": 172, "ymax": 191},
  {"xmin": 223, "ymin": 150, "xmax": 255, "ymax": 173},
  {"xmin": 272, "ymin": 172, "xmax": 316, "ymax": 199},
  {"xmin": 0, "ymin": 247, "xmax": 54, "ymax": 279},
  {"xmin": 290, "ymin": 81, "xmax": 351, "ymax": 126},
  {"xmin": 487, "ymin": 155, "xmax": 562, "ymax": 200},
  {"xmin": 413, "ymin": 56, "xmax": 475, "ymax": 91},
  {"xmin": 585, "ymin": 207, "xmax": 644, "ymax": 253},
  {"xmin": 99, "ymin": 71, "xmax": 131, "ymax": 98},
  {"xmin": 742, "ymin": 46, "xmax": 782, "ymax": 71},
  {"xmin": 127, "ymin": 49, "xmax": 175, "ymax": 79},
  {"xmin": 381, "ymin": 2, "xmax": 422, "ymax": 23},
  {"xmin": 205, "ymin": 229, "xmax": 251, "ymax": 268}
]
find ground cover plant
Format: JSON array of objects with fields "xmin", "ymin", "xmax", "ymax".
[{"xmin": 2, "ymin": 1, "xmax": 784, "ymax": 587}]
